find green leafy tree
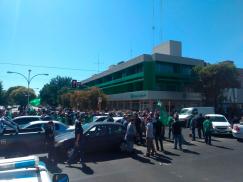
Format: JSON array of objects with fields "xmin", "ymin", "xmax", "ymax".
[
  {"xmin": 60, "ymin": 87, "xmax": 107, "ymax": 111},
  {"xmin": 0, "ymin": 81, "xmax": 6, "ymax": 105},
  {"xmin": 7, "ymin": 86, "xmax": 36, "ymax": 106},
  {"xmin": 193, "ymin": 61, "xmax": 240, "ymax": 109},
  {"xmin": 39, "ymin": 76, "xmax": 72, "ymax": 106}
]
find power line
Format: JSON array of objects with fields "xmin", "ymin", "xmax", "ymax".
[{"xmin": 0, "ymin": 62, "xmax": 96, "ymax": 72}]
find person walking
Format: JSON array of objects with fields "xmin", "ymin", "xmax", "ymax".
[
  {"xmin": 154, "ymin": 113, "xmax": 164, "ymax": 152},
  {"xmin": 203, "ymin": 116, "xmax": 213, "ymax": 145},
  {"xmin": 124, "ymin": 117, "xmax": 137, "ymax": 153},
  {"xmin": 167, "ymin": 115, "xmax": 174, "ymax": 140},
  {"xmin": 44, "ymin": 121, "xmax": 55, "ymax": 163},
  {"xmin": 190, "ymin": 116, "xmax": 197, "ymax": 141},
  {"xmin": 66, "ymin": 119, "xmax": 85, "ymax": 166},
  {"xmin": 145, "ymin": 116, "xmax": 155, "ymax": 157},
  {"xmin": 196, "ymin": 113, "xmax": 205, "ymax": 138},
  {"xmin": 134, "ymin": 113, "xmax": 143, "ymax": 145},
  {"xmin": 172, "ymin": 113, "xmax": 183, "ymax": 150}
]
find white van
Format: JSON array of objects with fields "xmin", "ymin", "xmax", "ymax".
[{"xmin": 179, "ymin": 107, "xmax": 215, "ymax": 127}]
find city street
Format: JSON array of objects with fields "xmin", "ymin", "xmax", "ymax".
[{"xmin": 40, "ymin": 128, "xmax": 243, "ymax": 182}]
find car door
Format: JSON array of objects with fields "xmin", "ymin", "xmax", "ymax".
[
  {"xmin": 54, "ymin": 123, "xmax": 68, "ymax": 135},
  {"xmin": 107, "ymin": 125, "xmax": 125, "ymax": 150},
  {"xmin": 85, "ymin": 125, "xmax": 108, "ymax": 153}
]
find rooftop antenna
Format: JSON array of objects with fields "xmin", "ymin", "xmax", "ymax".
[
  {"xmin": 94, "ymin": 53, "xmax": 103, "ymax": 73},
  {"xmin": 152, "ymin": 0, "xmax": 156, "ymax": 47}
]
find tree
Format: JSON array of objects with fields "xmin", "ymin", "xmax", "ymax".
[
  {"xmin": 39, "ymin": 76, "xmax": 72, "ymax": 106},
  {"xmin": 0, "ymin": 81, "xmax": 6, "ymax": 105},
  {"xmin": 60, "ymin": 87, "xmax": 107, "ymax": 111},
  {"xmin": 6, "ymin": 86, "xmax": 36, "ymax": 106},
  {"xmin": 193, "ymin": 61, "xmax": 240, "ymax": 109}
]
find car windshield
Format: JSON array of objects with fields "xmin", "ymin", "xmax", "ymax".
[
  {"xmin": 209, "ymin": 116, "xmax": 227, "ymax": 122},
  {"xmin": 82, "ymin": 123, "xmax": 92, "ymax": 132},
  {"xmin": 180, "ymin": 109, "xmax": 192, "ymax": 115},
  {"xmin": 20, "ymin": 123, "xmax": 31, "ymax": 129}
]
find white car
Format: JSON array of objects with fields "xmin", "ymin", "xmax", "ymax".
[
  {"xmin": 0, "ymin": 156, "xmax": 69, "ymax": 182},
  {"xmin": 92, "ymin": 115, "xmax": 108, "ymax": 122},
  {"xmin": 205, "ymin": 114, "xmax": 232, "ymax": 135},
  {"xmin": 20, "ymin": 120, "xmax": 75, "ymax": 135},
  {"xmin": 113, "ymin": 117, "xmax": 125, "ymax": 124},
  {"xmin": 12, "ymin": 115, "xmax": 52, "ymax": 126},
  {"xmin": 232, "ymin": 123, "xmax": 243, "ymax": 141}
]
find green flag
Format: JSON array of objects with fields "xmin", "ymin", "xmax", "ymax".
[
  {"xmin": 157, "ymin": 101, "xmax": 169, "ymax": 126},
  {"xmin": 30, "ymin": 98, "xmax": 41, "ymax": 106}
]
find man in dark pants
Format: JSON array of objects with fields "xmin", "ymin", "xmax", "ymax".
[
  {"xmin": 134, "ymin": 113, "xmax": 143, "ymax": 145},
  {"xmin": 196, "ymin": 114, "xmax": 205, "ymax": 138},
  {"xmin": 172, "ymin": 113, "xmax": 183, "ymax": 150},
  {"xmin": 154, "ymin": 113, "xmax": 164, "ymax": 151},
  {"xmin": 66, "ymin": 119, "xmax": 84, "ymax": 166},
  {"xmin": 190, "ymin": 116, "xmax": 197, "ymax": 141},
  {"xmin": 167, "ymin": 116, "xmax": 174, "ymax": 140},
  {"xmin": 45, "ymin": 121, "xmax": 55, "ymax": 163}
]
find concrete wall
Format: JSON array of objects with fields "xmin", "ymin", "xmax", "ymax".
[{"xmin": 153, "ymin": 40, "xmax": 182, "ymax": 57}]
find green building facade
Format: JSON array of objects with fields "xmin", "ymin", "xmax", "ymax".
[{"xmin": 81, "ymin": 41, "xmax": 205, "ymax": 111}]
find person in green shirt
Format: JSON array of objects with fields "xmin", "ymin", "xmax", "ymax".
[{"xmin": 203, "ymin": 116, "xmax": 213, "ymax": 145}]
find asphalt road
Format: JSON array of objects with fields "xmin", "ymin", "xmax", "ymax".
[{"xmin": 39, "ymin": 128, "xmax": 243, "ymax": 182}]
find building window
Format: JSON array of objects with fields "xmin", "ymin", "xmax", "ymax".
[
  {"xmin": 156, "ymin": 62, "xmax": 174, "ymax": 74},
  {"xmin": 181, "ymin": 65, "xmax": 192, "ymax": 75}
]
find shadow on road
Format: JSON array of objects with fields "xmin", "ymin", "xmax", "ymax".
[
  {"xmin": 212, "ymin": 145, "xmax": 234, "ymax": 150},
  {"xmin": 131, "ymin": 153, "xmax": 155, "ymax": 165},
  {"xmin": 39, "ymin": 156, "xmax": 62, "ymax": 173},
  {"xmin": 67, "ymin": 164, "xmax": 94, "ymax": 175},
  {"xmin": 212, "ymin": 134, "xmax": 234, "ymax": 139},
  {"xmin": 150, "ymin": 153, "xmax": 172, "ymax": 164},
  {"xmin": 182, "ymin": 149, "xmax": 200, "ymax": 155},
  {"xmin": 164, "ymin": 139, "xmax": 174, "ymax": 143},
  {"xmin": 163, "ymin": 150, "xmax": 180, "ymax": 156},
  {"xmin": 84, "ymin": 151, "xmax": 130, "ymax": 163},
  {"xmin": 183, "ymin": 140, "xmax": 197, "ymax": 146}
]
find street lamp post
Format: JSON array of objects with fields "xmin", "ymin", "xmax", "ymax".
[{"xmin": 7, "ymin": 70, "xmax": 48, "ymax": 108}]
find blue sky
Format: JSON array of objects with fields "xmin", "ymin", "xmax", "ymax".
[{"xmin": 0, "ymin": 0, "xmax": 243, "ymax": 93}]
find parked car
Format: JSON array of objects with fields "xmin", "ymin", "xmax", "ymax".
[
  {"xmin": 20, "ymin": 120, "xmax": 75, "ymax": 135},
  {"xmin": 112, "ymin": 117, "xmax": 125, "ymax": 124},
  {"xmin": 0, "ymin": 156, "xmax": 69, "ymax": 182},
  {"xmin": 205, "ymin": 114, "xmax": 232, "ymax": 135},
  {"xmin": 232, "ymin": 122, "xmax": 243, "ymax": 141},
  {"xmin": 55, "ymin": 122, "xmax": 126, "ymax": 159},
  {"xmin": 92, "ymin": 115, "xmax": 108, "ymax": 122},
  {"xmin": 12, "ymin": 115, "xmax": 52, "ymax": 126},
  {"xmin": 0, "ymin": 127, "xmax": 46, "ymax": 155}
]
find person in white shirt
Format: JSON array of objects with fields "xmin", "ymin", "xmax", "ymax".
[
  {"xmin": 125, "ymin": 117, "xmax": 137, "ymax": 153},
  {"xmin": 145, "ymin": 115, "xmax": 155, "ymax": 157}
]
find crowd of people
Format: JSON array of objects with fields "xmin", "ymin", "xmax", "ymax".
[
  {"xmin": 121, "ymin": 111, "xmax": 214, "ymax": 157},
  {"xmin": 0, "ymin": 106, "xmax": 229, "ymax": 167}
]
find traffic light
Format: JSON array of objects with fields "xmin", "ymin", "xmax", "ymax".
[{"xmin": 71, "ymin": 80, "xmax": 77, "ymax": 88}]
